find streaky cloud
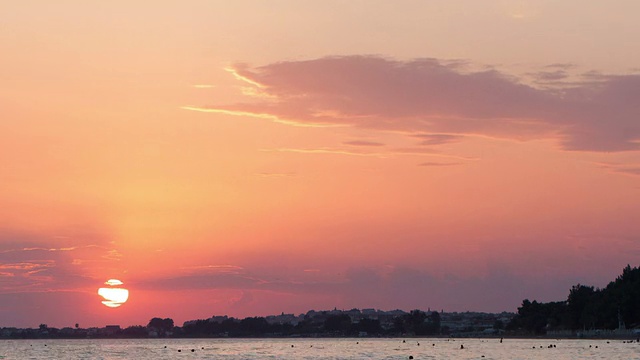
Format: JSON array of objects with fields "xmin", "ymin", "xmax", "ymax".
[
  {"xmin": 260, "ymin": 147, "xmax": 389, "ymax": 158},
  {"xmin": 594, "ymin": 161, "xmax": 640, "ymax": 177},
  {"xmin": 181, "ymin": 105, "xmax": 342, "ymax": 128},
  {"xmin": 343, "ymin": 140, "xmax": 385, "ymax": 147},
  {"xmin": 411, "ymin": 133, "xmax": 463, "ymax": 146},
  {"xmin": 418, "ymin": 162, "xmax": 462, "ymax": 167}
]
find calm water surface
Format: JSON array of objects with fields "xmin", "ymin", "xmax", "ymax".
[{"xmin": 1, "ymin": 338, "xmax": 639, "ymax": 359}]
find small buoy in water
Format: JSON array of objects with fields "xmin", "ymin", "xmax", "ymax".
[
  {"xmin": 164, "ymin": 346, "xmax": 167, "ymax": 348},
  {"xmin": 291, "ymin": 345, "xmax": 294, "ymax": 348},
  {"xmin": 482, "ymin": 356, "xmax": 485, "ymax": 358},
  {"xmin": 595, "ymin": 346, "xmax": 598, "ymax": 348},
  {"xmin": 202, "ymin": 347, "xmax": 204, "ymax": 349},
  {"xmin": 409, "ymin": 356, "xmax": 413, "ymax": 359},
  {"xmin": 191, "ymin": 349, "xmax": 195, "ymax": 352},
  {"xmin": 178, "ymin": 349, "xmax": 181, "ymax": 352},
  {"xmin": 403, "ymin": 340, "xmax": 406, "ymax": 343},
  {"xmin": 417, "ymin": 342, "xmax": 420, "ymax": 346},
  {"xmin": 460, "ymin": 344, "xmax": 464, "ymax": 349}
]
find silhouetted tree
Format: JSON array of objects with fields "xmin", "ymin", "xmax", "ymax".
[
  {"xmin": 354, "ymin": 318, "xmax": 382, "ymax": 335},
  {"xmin": 392, "ymin": 316, "xmax": 406, "ymax": 334},
  {"xmin": 323, "ymin": 314, "xmax": 351, "ymax": 334},
  {"xmin": 162, "ymin": 318, "xmax": 174, "ymax": 330},
  {"xmin": 567, "ymin": 284, "xmax": 595, "ymax": 330},
  {"xmin": 509, "ymin": 265, "xmax": 640, "ymax": 334},
  {"xmin": 239, "ymin": 317, "xmax": 270, "ymax": 335},
  {"xmin": 122, "ymin": 325, "xmax": 148, "ymax": 338},
  {"xmin": 220, "ymin": 318, "xmax": 240, "ymax": 335},
  {"xmin": 147, "ymin": 317, "xmax": 174, "ymax": 336}
]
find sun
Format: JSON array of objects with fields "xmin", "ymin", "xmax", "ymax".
[{"xmin": 98, "ymin": 279, "xmax": 129, "ymax": 308}]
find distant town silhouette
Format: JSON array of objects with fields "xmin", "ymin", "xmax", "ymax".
[{"xmin": 2, "ymin": 265, "xmax": 638, "ymax": 340}]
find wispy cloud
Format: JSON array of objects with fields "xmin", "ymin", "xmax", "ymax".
[
  {"xmin": 192, "ymin": 56, "xmax": 640, "ymax": 152},
  {"xmin": 594, "ymin": 161, "xmax": 640, "ymax": 177},
  {"xmin": 224, "ymin": 65, "xmax": 266, "ymax": 89},
  {"xmin": 411, "ymin": 134, "xmax": 464, "ymax": 146},
  {"xmin": 260, "ymin": 147, "xmax": 389, "ymax": 158},
  {"xmin": 180, "ymin": 264, "xmax": 245, "ymax": 274},
  {"xmin": 343, "ymin": 140, "xmax": 385, "ymax": 147},
  {"xmin": 0, "ymin": 242, "xmax": 124, "ymax": 294},
  {"xmin": 181, "ymin": 106, "xmax": 339, "ymax": 128},
  {"xmin": 0, "ymin": 261, "xmax": 55, "ymax": 271},
  {"xmin": 259, "ymin": 146, "xmax": 476, "ymax": 162},
  {"xmin": 544, "ymin": 63, "xmax": 576, "ymax": 70},
  {"xmin": 418, "ymin": 162, "xmax": 462, "ymax": 167}
]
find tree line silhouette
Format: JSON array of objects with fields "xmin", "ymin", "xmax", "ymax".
[{"xmin": 507, "ymin": 265, "xmax": 640, "ymax": 334}]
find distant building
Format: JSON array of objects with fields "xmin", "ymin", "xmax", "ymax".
[{"xmin": 104, "ymin": 325, "xmax": 121, "ymax": 335}]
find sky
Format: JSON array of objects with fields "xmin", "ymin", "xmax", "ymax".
[{"xmin": 1, "ymin": 0, "xmax": 639, "ymax": 328}]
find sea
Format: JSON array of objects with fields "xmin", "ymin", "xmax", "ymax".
[{"xmin": 1, "ymin": 338, "xmax": 638, "ymax": 359}]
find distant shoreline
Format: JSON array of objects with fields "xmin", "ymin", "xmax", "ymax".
[{"xmin": 2, "ymin": 334, "xmax": 638, "ymax": 341}]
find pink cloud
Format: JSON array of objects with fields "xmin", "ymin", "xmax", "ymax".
[
  {"xmin": 343, "ymin": 140, "xmax": 385, "ymax": 147},
  {"xmin": 197, "ymin": 56, "xmax": 640, "ymax": 152},
  {"xmin": 418, "ymin": 162, "xmax": 461, "ymax": 167},
  {"xmin": 0, "ymin": 236, "xmax": 124, "ymax": 295}
]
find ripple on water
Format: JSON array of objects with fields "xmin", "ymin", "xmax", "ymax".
[{"xmin": 0, "ymin": 338, "xmax": 638, "ymax": 359}]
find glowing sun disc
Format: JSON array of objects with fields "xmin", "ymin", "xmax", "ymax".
[{"xmin": 98, "ymin": 279, "xmax": 129, "ymax": 308}]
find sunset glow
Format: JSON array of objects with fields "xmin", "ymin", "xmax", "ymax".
[{"xmin": 1, "ymin": 1, "xmax": 639, "ymax": 329}]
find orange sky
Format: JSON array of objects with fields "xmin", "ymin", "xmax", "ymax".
[{"xmin": 1, "ymin": 1, "xmax": 640, "ymax": 328}]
